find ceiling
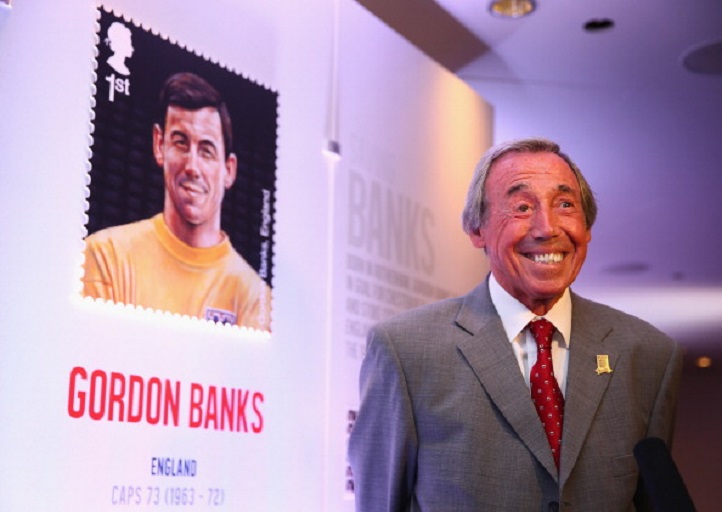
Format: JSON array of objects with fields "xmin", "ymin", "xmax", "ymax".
[{"xmin": 356, "ymin": 0, "xmax": 722, "ymax": 356}]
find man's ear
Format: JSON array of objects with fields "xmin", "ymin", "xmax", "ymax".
[
  {"xmin": 152, "ymin": 124, "xmax": 164, "ymax": 167},
  {"xmin": 224, "ymin": 153, "xmax": 238, "ymax": 189},
  {"xmin": 469, "ymin": 230, "xmax": 485, "ymax": 249}
]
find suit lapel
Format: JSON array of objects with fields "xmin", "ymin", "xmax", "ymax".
[
  {"xmin": 559, "ymin": 294, "xmax": 619, "ymax": 487},
  {"xmin": 455, "ymin": 281, "xmax": 560, "ymax": 479}
]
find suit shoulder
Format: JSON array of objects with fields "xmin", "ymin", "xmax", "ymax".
[
  {"xmin": 371, "ymin": 296, "xmax": 465, "ymax": 338},
  {"xmin": 573, "ymin": 293, "xmax": 678, "ymax": 349}
]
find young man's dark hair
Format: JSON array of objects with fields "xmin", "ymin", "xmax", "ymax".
[{"xmin": 156, "ymin": 72, "xmax": 234, "ymax": 158}]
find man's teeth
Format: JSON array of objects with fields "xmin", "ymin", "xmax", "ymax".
[{"xmin": 530, "ymin": 253, "xmax": 563, "ymax": 263}]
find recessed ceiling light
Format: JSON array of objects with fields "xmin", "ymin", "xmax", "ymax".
[
  {"xmin": 672, "ymin": 271, "xmax": 686, "ymax": 281},
  {"xmin": 489, "ymin": 0, "xmax": 536, "ymax": 19},
  {"xmin": 696, "ymin": 356, "xmax": 712, "ymax": 369},
  {"xmin": 683, "ymin": 40, "xmax": 722, "ymax": 75},
  {"xmin": 584, "ymin": 18, "xmax": 614, "ymax": 32}
]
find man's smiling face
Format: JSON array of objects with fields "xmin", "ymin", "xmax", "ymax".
[
  {"xmin": 469, "ymin": 150, "xmax": 592, "ymax": 315},
  {"xmin": 154, "ymin": 105, "xmax": 236, "ymax": 246}
]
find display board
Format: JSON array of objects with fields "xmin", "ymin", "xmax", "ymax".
[
  {"xmin": 325, "ymin": 1, "xmax": 492, "ymax": 507},
  {"xmin": 0, "ymin": 1, "xmax": 491, "ymax": 510}
]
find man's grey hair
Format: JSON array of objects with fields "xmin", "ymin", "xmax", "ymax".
[{"xmin": 461, "ymin": 137, "xmax": 598, "ymax": 235}]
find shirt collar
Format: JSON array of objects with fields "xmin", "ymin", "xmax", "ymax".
[{"xmin": 488, "ymin": 273, "xmax": 572, "ymax": 348}]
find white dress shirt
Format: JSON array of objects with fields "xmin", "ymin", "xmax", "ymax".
[{"xmin": 488, "ymin": 274, "xmax": 572, "ymax": 396}]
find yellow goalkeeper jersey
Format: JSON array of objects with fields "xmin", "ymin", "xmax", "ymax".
[{"xmin": 82, "ymin": 214, "xmax": 271, "ymax": 331}]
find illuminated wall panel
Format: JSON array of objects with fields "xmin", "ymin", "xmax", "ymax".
[{"xmin": 0, "ymin": 1, "xmax": 491, "ymax": 510}]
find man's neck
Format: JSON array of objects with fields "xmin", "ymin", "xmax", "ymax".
[{"xmin": 162, "ymin": 212, "xmax": 223, "ymax": 248}]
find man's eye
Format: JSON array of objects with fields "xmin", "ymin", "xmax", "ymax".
[
  {"xmin": 517, "ymin": 204, "xmax": 531, "ymax": 213},
  {"xmin": 199, "ymin": 145, "xmax": 216, "ymax": 159},
  {"xmin": 560, "ymin": 201, "xmax": 573, "ymax": 208}
]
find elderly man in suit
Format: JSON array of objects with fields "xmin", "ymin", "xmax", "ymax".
[{"xmin": 348, "ymin": 137, "xmax": 682, "ymax": 511}]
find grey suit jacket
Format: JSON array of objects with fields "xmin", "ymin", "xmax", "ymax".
[{"xmin": 348, "ymin": 279, "xmax": 683, "ymax": 512}]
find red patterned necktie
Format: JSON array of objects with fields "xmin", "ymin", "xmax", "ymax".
[{"xmin": 528, "ymin": 318, "xmax": 564, "ymax": 470}]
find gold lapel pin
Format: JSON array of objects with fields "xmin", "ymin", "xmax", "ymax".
[{"xmin": 595, "ymin": 355, "xmax": 613, "ymax": 375}]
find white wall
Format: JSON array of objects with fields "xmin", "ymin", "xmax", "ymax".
[{"xmin": 0, "ymin": 1, "xmax": 491, "ymax": 510}]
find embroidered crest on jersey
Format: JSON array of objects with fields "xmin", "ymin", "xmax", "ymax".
[{"xmin": 204, "ymin": 308, "xmax": 237, "ymax": 325}]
